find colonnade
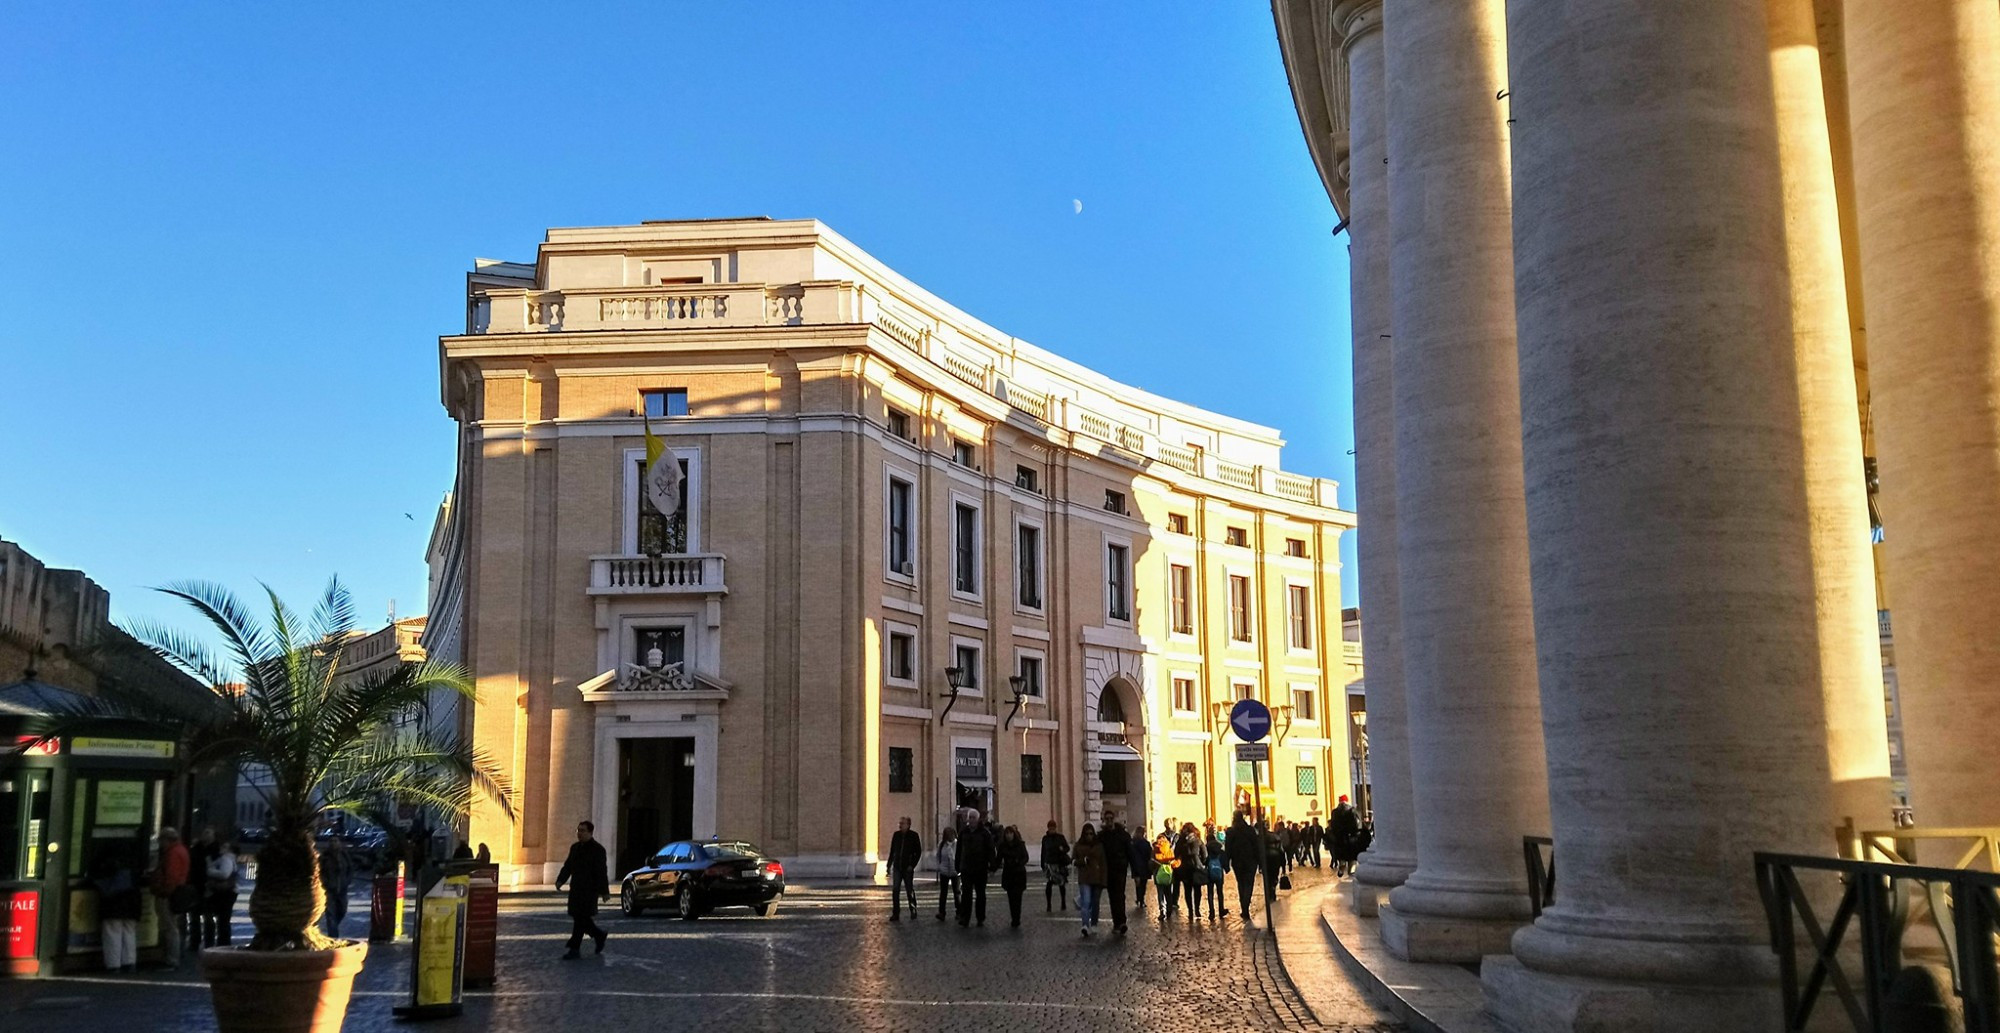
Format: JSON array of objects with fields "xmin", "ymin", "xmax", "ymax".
[{"xmin": 1281, "ymin": 0, "xmax": 2000, "ymax": 1027}]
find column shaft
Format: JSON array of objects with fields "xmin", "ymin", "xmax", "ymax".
[
  {"xmin": 1377, "ymin": 0, "xmax": 1548, "ymax": 964},
  {"xmin": 1482, "ymin": 0, "xmax": 1836, "ymax": 1027},
  {"xmin": 1337, "ymin": 0, "xmax": 1419, "ymax": 910},
  {"xmin": 1845, "ymin": 0, "xmax": 2000, "ymax": 830}
]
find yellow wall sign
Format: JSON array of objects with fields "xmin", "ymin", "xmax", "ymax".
[
  {"xmin": 414, "ymin": 874, "xmax": 468, "ymax": 1010},
  {"xmin": 70, "ymin": 738, "xmax": 175, "ymax": 759}
]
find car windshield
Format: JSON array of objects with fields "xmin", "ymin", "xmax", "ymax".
[{"xmin": 700, "ymin": 842, "xmax": 763, "ymax": 860}]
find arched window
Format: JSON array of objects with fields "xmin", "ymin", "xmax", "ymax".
[{"xmin": 1098, "ymin": 692, "xmax": 1126, "ymax": 725}]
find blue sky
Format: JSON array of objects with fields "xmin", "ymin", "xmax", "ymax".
[{"xmin": 0, "ymin": 3, "xmax": 1356, "ymax": 637}]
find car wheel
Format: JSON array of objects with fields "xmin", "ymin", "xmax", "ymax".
[
  {"xmin": 620, "ymin": 883, "xmax": 643, "ymax": 917},
  {"xmin": 677, "ymin": 884, "xmax": 699, "ymax": 921},
  {"xmin": 754, "ymin": 901, "xmax": 776, "ymax": 917}
]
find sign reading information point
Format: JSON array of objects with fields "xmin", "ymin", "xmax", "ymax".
[{"xmin": 1229, "ymin": 699, "xmax": 1272, "ymax": 742}]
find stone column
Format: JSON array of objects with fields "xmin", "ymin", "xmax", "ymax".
[
  {"xmin": 1481, "ymin": 0, "xmax": 1838, "ymax": 1027},
  {"xmin": 1376, "ymin": 0, "xmax": 1549, "ymax": 964},
  {"xmin": 1336, "ymin": 0, "xmax": 1418, "ymax": 913},
  {"xmin": 1769, "ymin": 0, "xmax": 1894, "ymax": 835},
  {"xmin": 1844, "ymin": 0, "xmax": 2000, "ymax": 830}
]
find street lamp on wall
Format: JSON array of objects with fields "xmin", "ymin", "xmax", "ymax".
[
  {"xmin": 938, "ymin": 665, "xmax": 971, "ymax": 725},
  {"xmin": 1004, "ymin": 675, "xmax": 1030, "ymax": 731},
  {"xmin": 1273, "ymin": 704, "xmax": 1296, "ymax": 747}
]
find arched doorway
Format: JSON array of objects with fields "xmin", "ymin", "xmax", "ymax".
[{"xmin": 1091, "ymin": 675, "xmax": 1146, "ymax": 831}]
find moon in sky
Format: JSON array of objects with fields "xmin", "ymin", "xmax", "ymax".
[{"xmin": 1072, "ymin": 199, "xmax": 1083, "ymax": 214}]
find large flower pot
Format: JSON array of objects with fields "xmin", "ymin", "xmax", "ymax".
[{"xmin": 201, "ymin": 941, "xmax": 369, "ymax": 1033}]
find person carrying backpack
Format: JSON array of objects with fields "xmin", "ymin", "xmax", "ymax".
[
  {"xmin": 1151, "ymin": 831, "xmax": 1179, "ymax": 918},
  {"xmin": 1173, "ymin": 822, "xmax": 1207, "ymax": 923}
]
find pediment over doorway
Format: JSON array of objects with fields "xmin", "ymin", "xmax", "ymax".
[{"xmin": 579, "ymin": 664, "xmax": 732, "ymax": 702}]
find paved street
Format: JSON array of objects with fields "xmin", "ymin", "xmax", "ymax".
[{"xmin": 0, "ymin": 868, "xmax": 1397, "ymax": 1032}]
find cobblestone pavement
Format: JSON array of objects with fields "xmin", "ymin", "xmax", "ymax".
[{"xmin": 0, "ymin": 867, "xmax": 1399, "ymax": 1032}]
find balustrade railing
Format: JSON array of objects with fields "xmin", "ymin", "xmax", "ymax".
[
  {"xmin": 589, "ymin": 554, "xmax": 726, "ymax": 593},
  {"xmin": 1213, "ymin": 459, "xmax": 1259, "ymax": 490}
]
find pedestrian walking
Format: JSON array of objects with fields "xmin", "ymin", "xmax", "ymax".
[
  {"xmin": 934, "ymin": 828, "xmax": 958, "ymax": 920},
  {"xmin": 1151, "ymin": 829, "xmax": 1179, "ymax": 918},
  {"xmin": 1173, "ymin": 822, "xmax": 1206, "ymax": 923},
  {"xmin": 1203, "ymin": 822, "xmax": 1228, "ymax": 919},
  {"xmin": 1073, "ymin": 824, "xmax": 1106, "ymax": 937},
  {"xmin": 318, "ymin": 835, "xmax": 354, "ymax": 937},
  {"xmin": 1039, "ymin": 821, "xmax": 1071, "ymax": 912},
  {"xmin": 955, "ymin": 819, "xmax": 994, "ymax": 927},
  {"xmin": 554, "ymin": 820, "xmax": 610, "ymax": 959},
  {"xmin": 1261, "ymin": 820, "xmax": 1286, "ymax": 921},
  {"xmin": 887, "ymin": 817, "xmax": 922, "ymax": 921},
  {"xmin": 1308, "ymin": 817, "xmax": 1325, "ymax": 868},
  {"xmin": 998, "ymin": 826, "xmax": 1030, "ymax": 928},
  {"xmin": 1099, "ymin": 815, "xmax": 1132, "ymax": 935},
  {"xmin": 203, "ymin": 839, "xmax": 240, "ymax": 947},
  {"xmin": 92, "ymin": 847, "xmax": 142, "ymax": 972},
  {"xmin": 1127, "ymin": 826, "xmax": 1153, "ymax": 913},
  {"xmin": 1226, "ymin": 812, "xmax": 1261, "ymax": 925},
  {"xmin": 149, "ymin": 827, "xmax": 191, "ymax": 967},
  {"xmin": 1330, "ymin": 797, "xmax": 1362, "ymax": 877}
]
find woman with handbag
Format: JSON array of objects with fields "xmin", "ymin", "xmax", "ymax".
[{"xmin": 1173, "ymin": 822, "xmax": 1207, "ymax": 923}]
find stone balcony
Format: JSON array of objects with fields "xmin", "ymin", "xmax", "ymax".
[
  {"xmin": 587, "ymin": 553, "xmax": 728, "ymax": 596},
  {"xmin": 471, "ymin": 281, "xmax": 863, "ymax": 334}
]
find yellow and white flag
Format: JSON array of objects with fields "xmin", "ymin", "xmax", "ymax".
[{"xmin": 643, "ymin": 413, "xmax": 682, "ymax": 520}]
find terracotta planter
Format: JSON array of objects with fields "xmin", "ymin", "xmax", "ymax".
[{"xmin": 201, "ymin": 941, "xmax": 369, "ymax": 1033}]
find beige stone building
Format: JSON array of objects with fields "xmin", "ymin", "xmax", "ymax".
[{"xmin": 424, "ymin": 218, "xmax": 1356, "ymax": 882}]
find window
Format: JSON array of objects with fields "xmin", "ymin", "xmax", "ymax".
[
  {"xmin": 1292, "ymin": 684, "xmax": 1318, "ymax": 722},
  {"xmin": 643, "ymin": 388, "xmax": 689, "ymax": 418},
  {"xmin": 1017, "ymin": 524, "xmax": 1043, "ymax": 609},
  {"xmin": 635, "ymin": 457, "xmax": 692, "ymax": 554},
  {"xmin": 952, "ymin": 439, "xmax": 977, "ymax": 467},
  {"xmin": 888, "ymin": 631, "xmax": 915, "ymax": 681},
  {"xmin": 888, "ymin": 748, "xmax": 914, "ymax": 793},
  {"xmin": 1099, "ymin": 762, "xmax": 1128, "ymax": 794},
  {"xmin": 1017, "ymin": 654, "xmax": 1044, "ymax": 697},
  {"xmin": 1225, "ymin": 526, "xmax": 1249, "ymax": 547},
  {"xmin": 887, "ymin": 408, "xmax": 913, "ymax": 441},
  {"xmin": 1288, "ymin": 585, "xmax": 1313, "ymax": 649},
  {"xmin": 1177, "ymin": 762, "xmax": 1198, "ymax": 795},
  {"xmin": 1104, "ymin": 489, "xmax": 1127, "ymax": 515},
  {"xmin": 1235, "ymin": 760, "xmax": 1273, "ymax": 788},
  {"xmin": 1098, "ymin": 692, "xmax": 1127, "ymax": 724},
  {"xmin": 1229, "ymin": 575, "xmax": 1253, "ymax": 641},
  {"xmin": 1106, "ymin": 543, "xmax": 1132, "ymax": 622},
  {"xmin": 954, "ymin": 642, "xmax": 982, "ymax": 693},
  {"xmin": 1296, "ymin": 766, "xmax": 1320, "ymax": 796},
  {"xmin": 1167, "ymin": 513, "xmax": 1190, "ymax": 534},
  {"xmin": 887, "ymin": 476, "xmax": 914, "ymax": 576},
  {"xmin": 1234, "ymin": 681, "xmax": 1256, "ymax": 702},
  {"xmin": 1170, "ymin": 564, "xmax": 1194, "ymax": 634},
  {"xmin": 1021, "ymin": 754, "xmax": 1044, "ymax": 794},
  {"xmin": 953, "ymin": 502, "xmax": 980, "ymax": 595},
  {"xmin": 633, "ymin": 627, "xmax": 687, "ymax": 669},
  {"xmin": 1172, "ymin": 674, "xmax": 1197, "ymax": 713},
  {"xmin": 1015, "ymin": 464, "xmax": 1041, "ymax": 494},
  {"xmin": 1285, "ymin": 537, "xmax": 1307, "ymax": 558}
]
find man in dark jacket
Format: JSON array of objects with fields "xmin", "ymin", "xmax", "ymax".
[
  {"xmin": 1330, "ymin": 797, "xmax": 1362, "ymax": 876},
  {"xmin": 1098, "ymin": 815, "xmax": 1132, "ymax": 935},
  {"xmin": 887, "ymin": 817, "xmax": 923, "ymax": 921},
  {"xmin": 1226, "ymin": 812, "xmax": 1263, "ymax": 924},
  {"xmin": 1307, "ymin": 817, "xmax": 1325, "ymax": 868},
  {"xmin": 955, "ymin": 819, "xmax": 994, "ymax": 927},
  {"xmin": 554, "ymin": 820, "xmax": 610, "ymax": 959}
]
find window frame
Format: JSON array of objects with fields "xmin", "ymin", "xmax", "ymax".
[
  {"xmin": 642, "ymin": 388, "xmax": 690, "ymax": 418},
  {"xmin": 1176, "ymin": 762, "xmax": 1199, "ymax": 796},
  {"xmin": 884, "ymin": 622, "xmax": 919, "ymax": 687},
  {"xmin": 1224, "ymin": 526, "xmax": 1249, "ymax": 548},
  {"xmin": 1291, "ymin": 682, "xmax": 1319, "ymax": 723},
  {"xmin": 951, "ymin": 439, "xmax": 978, "ymax": 468},
  {"xmin": 1169, "ymin": 563, "xmax": 1195, "ymax": 636},
  {"xmin": 886, "ymin": 407, "xmax": 914, "ymax": 442},
  {"xmin": 1287, "ymin": 582, "xmax": 1313, "ymax": 651},
  {"xmin": 1105, "ymin": 537, "xmax": 1134, "ymax": 624},
  {"xmin": 1014, "ymin": 648, "xmax": 1047, "ymax": 699},
  {"xmin": 887, "ymin": 747, "xmax": 915, "ymax": 793},
  {"xmin": 1020, "ymin": 753, "xmax": 1045, "ymax": 794},
  {"xmin": 1171, "ymin": 673, "xmax": 1199, "ymax": 715},
  {"xmin": 950, "ymin": 636, "xmax": 985, "ymax": 698},
  {"xmin": 1103, "ymin": 489, "xmax": 1127, "ymax": 516},
  {"xmin": 1014, "ymin": 464, "xmax": 1042, "ymax": 494},
  {"xmin": 1014, "ymin": 518, "xmax": 1045, "ymax": 612},
  {"xmin": 884, "ymin": 467, "xmax": 918, "ymax": 583},
  {"xmin": 621, "ymin": 446, "xmax": 703, "ymax": 555},
  {"xmin": 951, "ymin": 494, "xmax": 982, "ymax": 600},
  {"xmin": 1228, "ymin": 573, "xmax": 1254, "ymax": 643}
]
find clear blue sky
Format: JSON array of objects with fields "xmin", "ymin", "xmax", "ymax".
[{"xmin": 1, "ymin": 3, "xmax": 1356, "ymax": 637}]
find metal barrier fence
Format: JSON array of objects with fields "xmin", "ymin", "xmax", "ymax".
[{"xmin": 1522, "ymin": 835, "xmax": 1555, "ymax": 919}]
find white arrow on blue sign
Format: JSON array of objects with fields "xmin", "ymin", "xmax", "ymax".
[{"xmin": 1229, "ymin": 699, "xmax": 1272, "ymax": 743}]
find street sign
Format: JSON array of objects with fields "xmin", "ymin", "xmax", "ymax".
[
  {"xmin": 1235, "ymin": 743, "xmax": 1269, "ymax": 762},
  {"xmin": 1229, "ymin": 699, "xmax": 1273, "ymax": 742}
]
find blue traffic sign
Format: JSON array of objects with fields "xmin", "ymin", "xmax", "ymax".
[{"xmin": 1229, "ymin": 699, "xmax": 1272, "ymax": 743}]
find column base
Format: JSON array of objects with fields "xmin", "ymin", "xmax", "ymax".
[
  {"xmin": 1378, "ymin": 901, "xmax": 1525, "ymax": 963},
  {"xmin": 1481, "ymin": 955, "xmax": 1779, "ymax": 1033},
  {"xmin": 1349, "ymin": 879, "xmax": 1389, "ymax": 916}
]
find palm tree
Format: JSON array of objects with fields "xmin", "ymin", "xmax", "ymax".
[{"xmin": 125, "ymin": 577, "xmax": 509, "ymax": 951}]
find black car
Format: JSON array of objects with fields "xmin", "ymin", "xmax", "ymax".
[{"xmin": 619, "ymin": 840, "xmax": 785, "ymax": 920}]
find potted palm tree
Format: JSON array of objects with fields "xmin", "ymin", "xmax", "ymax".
[{"xmin": 122, "ymin": 578, "xmax": 508, "ymax": 1033}]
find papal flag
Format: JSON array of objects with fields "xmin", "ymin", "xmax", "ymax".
[{"xmin": 643, "ymin": 412, "xmax": 682, "ymax": 520}]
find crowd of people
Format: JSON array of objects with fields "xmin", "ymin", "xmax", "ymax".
[{"xmin": 884, "ymin": 795, "xmax": 1374, "ymax": 937}]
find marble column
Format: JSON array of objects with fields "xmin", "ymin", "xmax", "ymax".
[
  {"xmin": 1768, "ymin": 0, "xmax": 1894, "ymax": 836},
  {"xmin": 1481, "ymin": 0, "xmax": 1837, "ymax": 1028},
  {"xmin": 1375, "ymin": 0, "xmax": 1548, "ymax": 964},
  {"xmin": 1336, "ymin": 0, "xmax": 1418, "ymax": 914},
  {"xmin": 1844, "ymin": 0, "xmax": 2000, "ymax": 830}
]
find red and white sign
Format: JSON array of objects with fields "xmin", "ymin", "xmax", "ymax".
[
  {"xmin": 6, "ymin": 892, "xmax": 38, "ymax": 960},
  {"xmin": 11, "ymin": 737, "xmax": 58, "ymax": 757}
]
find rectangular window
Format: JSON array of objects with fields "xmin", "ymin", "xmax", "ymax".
[
  {"xmin": 1288, "ymin": 585, "xmax": 1313, "ymax": 649},
  {"xmin": 1296, "ymin": 766, "xmax": 1320, "ymax": 796},
  {"xmin": 952, "ymin": 439, "xmax": 977, "ymax": 467},
  {"xmin": 888, "ymin": 748, "xmax": 914, "ymax": 793},
  {"xmin": 1172, "ymin": 674, "xmax": 1197, "ymax": 713},
  {"xmin": 1107, "ymin": 543, "xmax": 1132, "ymax": 622},
  {"xmin": 1099, "ymin": 762, "xmax": 1128, "ymax": 794},
  {"xmin": 1104, "ymin": 489, "xmax": 1127, "ymax": 515},
  {"xmin": 954, "ymin": 643, "xmax": 982, "ymax": 692},
  {"xmin": 1016, "ymin": 525, "xmax": 1043, "ymax": 609},
  {"xmin": 1167, "ymin": 513, "xmax": 1190, "ymax": 534},
  {"xmin": 954, "ymin": 502, "xmax": 979, "ymax": 594},
  {"xmin": 1229, "ymin": 575, "xmax": 1253, "ymax": 641},
  {"xmin": 888, "ymin": 632, "xmax": 915, "ymax": 681},
  {"xmin": 633, "ymin": 627, "xmax": 687, "ymax": 669},
  {"xmin": 1292, "ymin": 684, "xmax": 1318, "ymax": 722},
  {"xmin": 643, "ymin": 388, "xmax": 689, "ymax": 418},
  {"xmin": 1017, "ymin": 654, "xmax": 1043, "ymax": 697},
  {"xmin": 1285, "ymin": 537, "xmax": 1307, "ymax": 558},
  {"xmin": 1177, "ymin": 762, "xmax": 1198, "ymax": 795},
  {"xmin": 1234, "ymin": 681, "xmax": 1256, "ymax": 702},
  {"xmin": 1225, "ymin": 526, "xmax": 1249, "ymax": 547},
  {"xmin": 1015, "ymin": 465, "xmax": 1041, "ymax": 494},
  {"xmin": 1021, "ymin": 754, "xmax": 1044, "ymax": 794},
  {"xmin": 887, "ymin": 408, "xmax": 912, "ymax": 441},
  {"xmin": 635, "ymin": 457, "xmax": 692, "ymax": 554},
  {"xmin": 1170, "ymin": 564, "xmax": 1194, "ymax": 634},
  {"xmin": 887, "ymin": 477, "xmax": 914, "ymax": 575}
]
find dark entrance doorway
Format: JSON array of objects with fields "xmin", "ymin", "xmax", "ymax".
[{"xmin": 615, "ymin": 738, "xmax": 694, "ymax": 878}]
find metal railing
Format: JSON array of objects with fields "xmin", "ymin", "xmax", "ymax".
[
  {"xmin": 1859, "ymin": 827, "xmax": 2000, "ymax": 872},
  {"xmin": 1523, "ymin": 835, "xmax": 1555, "ymax": 918},
  {"xmin": 1754, "ymin": 851, "xmax": 2000, "ymax": 1032}
]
